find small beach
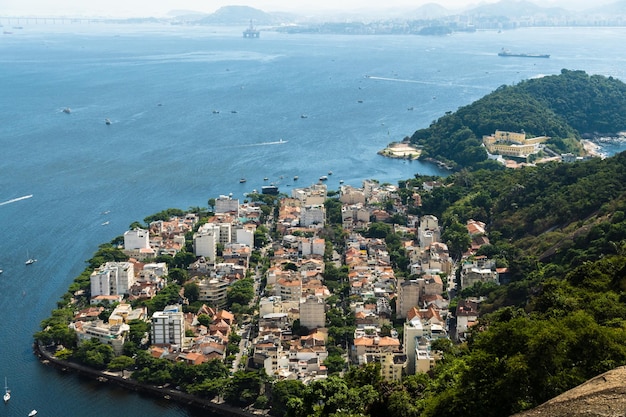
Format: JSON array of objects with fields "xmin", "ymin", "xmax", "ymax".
[{"xmin": 378, "ymin": 142, "xmax": 421, "ymax": 160}]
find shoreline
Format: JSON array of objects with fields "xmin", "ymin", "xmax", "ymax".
[
  {"xmin": 33, "ymin": 342, "xmax": 260, "ymax": 417},
  {"xmin": 581, "ymin": 139, "xmax": 606, "ymax": 159},
  {"xmin": 378, "ymin": 141, "xmax": 421, "ymax": 160}
]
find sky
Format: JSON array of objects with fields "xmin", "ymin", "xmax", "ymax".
[{"xmin": 2, "ymin": 0, "xmax": 612, "ymax": 18}]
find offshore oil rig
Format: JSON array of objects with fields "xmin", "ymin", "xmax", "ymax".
[{"xmin": 243, "ymin": 20, "xmax": 260, "ymax": 38}]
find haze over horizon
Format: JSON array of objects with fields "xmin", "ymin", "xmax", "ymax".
[{"xmin": 1, "ymin": 0, "xmax": 616, "ymax": 18}]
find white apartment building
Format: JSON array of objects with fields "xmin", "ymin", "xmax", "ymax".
[
  {"xmin": 142, "ymin": 262, "xmax": 169, "ymax": 277},
  {"xmin": 291, "ymin": 184, "xmax": 327, "ymax": 206},
  {"xmin": 193, "ymin": 224, "xmax": 219, "ymax": 261},
  {"xmin": 275, "ymin": 277, "xmax": 302, "ymax": 302},
  {"xmin": 235, "ymin": 227, "xmax": 254, "ymax": 248},
  {"xmin": 72, "ymin": 320, "xmax": 129, "ymax": 356},
  {"xmin": 418, "ymin": 215, "xmax": 440, "ymax": 249},
  {"xmin": 90, "ymin": 261, "xmax": 135, "ymax": 297},
  {"xmin": 397, "ymin": 279, "xmax": 420, "ymax": 319},
  {"xmin": 339, "ymin": 185, "xmax": 366, "ymax": 205},
  {"xmin": 299, "ymin": 295, "xmax": 326, "ymax": 329},
  {"xmin": 300, "ymin": 237, "xmax": 325, "ymax": 257},
  {"xmin": 197, "ymin": 277, "xmax": 230, "ymax": 308},
  {"xmin": 124, "ymin": 228, "xmax": 150, "ymax": 250},
  {"xmin": 300, "ymin": 205, "xmax": 325, "ymax": 227},
  {"xmin": 215, "ymin": 195, "xmax": 239, "ymax": 214},
  {"xmin": 151, "ymin": 304, "xmax": 186, "ymax": 349},
  {"xmin": 341, "ymin": 204, "xmax": 370, "ymax": 228}
]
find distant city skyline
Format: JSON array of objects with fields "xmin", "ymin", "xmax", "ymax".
[{"xmin": 2, "ymin": 0, "xmax": 616, "ymax": 18}]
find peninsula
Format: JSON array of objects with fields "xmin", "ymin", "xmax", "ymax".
[
  {"xmin": 397, "ymin": 69, "xmax": 626, "ymax": 171},
  {"xmin": 34, "ymin": 71, "xmax": 626, "ymax": 417}
]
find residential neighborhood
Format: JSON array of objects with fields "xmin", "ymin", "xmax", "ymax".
[{"xmin": 52, "ymin": 177, "xmax": 506, "ymax": 401}]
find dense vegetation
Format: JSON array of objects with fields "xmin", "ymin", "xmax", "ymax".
[
  {"xmin": 33, "ymin": 92, "xmax": 626, "ymax": 415},
  {"xmin": 267, "ymin": 151, "xmax": 626, "ymax": 417},
  {"xmin": 410, "ymin": 70, "xmax": 626, "ymax": 170}
]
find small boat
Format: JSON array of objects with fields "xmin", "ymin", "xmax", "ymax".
[
  {"xmin": 29, "ymin": 411, "xmax": 38, "ymax": 416},
  {"xmin": 263, "ymin": 177, "xmax": 268, "ymax": 181},
  {"xmin": 328, "ymin": 171, "xmax": 333, "ymax": 175},
  {"xmin": 0, "ymin": 269, "xmax": 3, "ymax": 274},
  {"xmin": 319, "ymin": 176, "xmax": 328, "ymax": 181},
  {"xmin": 300, "ymin": 114, "xmax": 308, "ymax": 119},
  {"xmin": 212, "ymin": 110, "xmax": 220, "ymax": 114},
  {"xmin": 101, "ymin": 221, "xmax": 110, "ymax": 226},
  {"xmin": 339, "ymin": 179, "xmax": 344, "ymax": 184},
  {"xmin": 261, "ymin": 185, "xmax": 279, "ymax": 195},
  {"xmin": 239, "ymin": 178, "xmax": 246, "ymax": 183},
  {"xmin": 25, "ymin": 251, "xmax": 37, "ymax": 265},
  {"xmin": 105, "ymin": 118, "xmax": 111, "ymax": 125},
  {"xmin": 62, "ymin": 107, "xmax": 71, "ymax": 114},
  {"xmin": 4, "ymin": 377, "xmax": 10, "ymax": 403},
  {"xmin": 293, "ymin": 176, "xmax": 299, "ymax": 181}
]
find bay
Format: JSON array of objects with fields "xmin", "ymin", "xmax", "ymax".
[{"xmin": 1, "ymin": 23, "xmax": 625, "ymax": 416}]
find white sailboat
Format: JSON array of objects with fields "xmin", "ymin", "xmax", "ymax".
[
  {"xmin": 3, "ymin": 377, "xmax": 10, "ymax": 403},
  {"xmin": 25, "ymin": 250, "xmax": 37, "ymax": 265}
]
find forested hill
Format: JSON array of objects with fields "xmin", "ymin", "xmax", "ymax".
[
  {"xmin": 409, "ymin": 69, "xmax": 626, "ymax": 170},
  {"xmin": 265, "ymin": 146, "xmax": 626, "ymax": 417},
  {"xmin": 344, "ymin": 150, "xmax": 626, "ymax": 417}
]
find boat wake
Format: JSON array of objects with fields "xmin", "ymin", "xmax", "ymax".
[
  {"xmin": 234, "ymin": 139, "xmax": 288, "ymax": 148},
  {"xmin": 0, "ymin": 194, "xmax": 33, "ymax": 206},
  {"xmin": 366, "ymin": 75, "xmax": 485, "ymax": 89}
]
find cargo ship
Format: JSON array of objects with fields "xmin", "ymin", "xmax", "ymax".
[{"xmin": 498, "ymin": 48, "xmax": 549, "ymax": 58}]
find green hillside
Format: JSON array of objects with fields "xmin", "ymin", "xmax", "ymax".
[
  {"xmin": 269, "ymin": 152, "xmax": 626, "ymax": 417},
  {"xmin": 410, "ymin": 70, "xmax": 626, "ymax": 170}
]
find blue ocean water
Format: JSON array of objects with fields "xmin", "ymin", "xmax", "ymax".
[{"xmin": 1, "ymin": 23, "xmax": 626, "ymax": 416}]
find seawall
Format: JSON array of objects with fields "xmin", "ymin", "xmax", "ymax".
[{"xmin": 33, "ymin": 342, "xmax": 260, "ymax": 417}]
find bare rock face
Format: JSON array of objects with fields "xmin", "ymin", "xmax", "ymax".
[{"xmin": 512, "ymin": 366, "xmax": 626, "ymax": 417}]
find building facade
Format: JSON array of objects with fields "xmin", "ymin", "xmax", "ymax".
[{"xmin": 151, "ymin": 304, "xmax": 186, "ymax": 349}]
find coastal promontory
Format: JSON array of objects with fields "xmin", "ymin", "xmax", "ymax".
[{"xmin": 399, "ymin": 69, "xmax": 626, "ymax": 170}]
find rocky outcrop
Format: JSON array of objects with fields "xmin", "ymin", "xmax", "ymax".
[{"xmin": 512, "ymin": 366, "xmax": 626, "ymax": 417}]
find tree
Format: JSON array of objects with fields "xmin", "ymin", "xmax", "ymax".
[
  {"xmin": 197, "ymin": 314, "xmax": 211, "ymax": 327},
  {"xmin": 224, "ymin": 370, "xmax": 263, "ymax": 406},
  {"xmin": 108, "ymin": 355, "xmax": 135, "ymax": 371},
  {"xmin": 227, "ymin": 278, "xmax": 255, "ymax": 307},
  {"xmin": 184, "ymin": 282, "xmax": 200, "ymax": 303},
  {"xmin": 323, "ymin": 354, "xmax": 346, "ymax": 374},
  {"xmin": 168, "ymin": 268, "xmax": 189, "ymax": 285},
  {"xmin": 74, "ymin": 339, "xmax": 114, "ymax": 369}
]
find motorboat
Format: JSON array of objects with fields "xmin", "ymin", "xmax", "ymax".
[{"xmin": 3, "ymin": 377, "xmax": 9, "ymax": 403}]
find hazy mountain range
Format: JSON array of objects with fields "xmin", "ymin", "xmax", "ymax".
[{"xmin": 167, "ymin": 0, "xmax": 626, "ymax": 25}]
